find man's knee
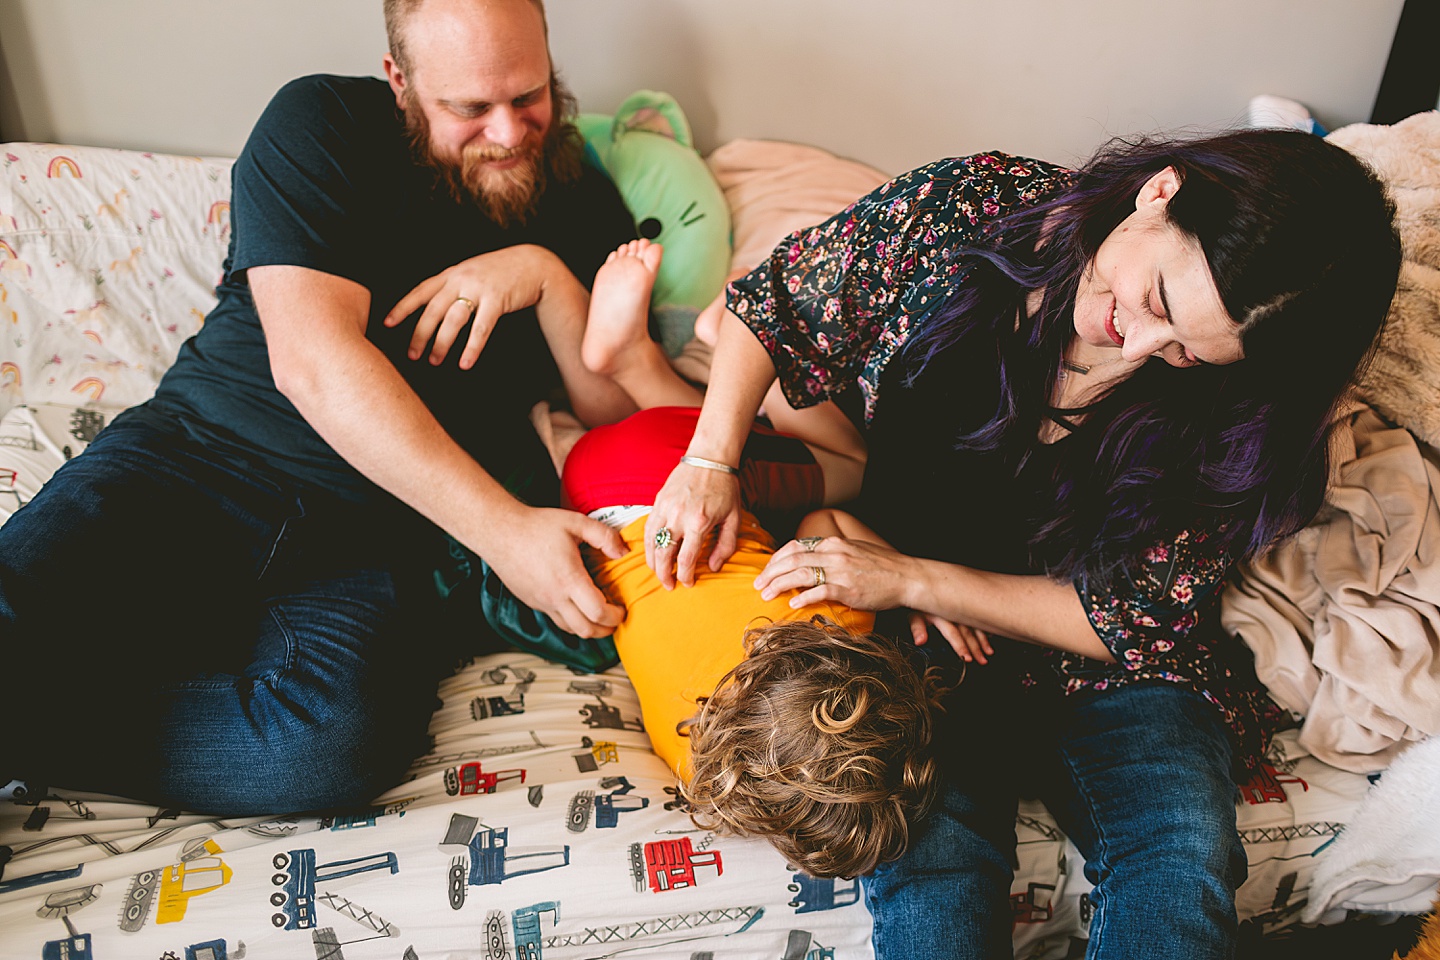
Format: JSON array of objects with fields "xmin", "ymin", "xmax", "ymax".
[{"xmin": 156, "ymin": 686, "xmax": 429, "ymax": 815}]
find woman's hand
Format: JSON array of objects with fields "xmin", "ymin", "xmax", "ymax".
[
  {"xmin": 383, "ymin": 244, "xmax": 566, "ymax": 369},
  {"xmin": 644, "ymin": 461, "xmax": 743, "ymax": 589},
  {"xmin": 644, "ymin": 305, "xmax": 784, "ymax": 587},
  {"xmin": 777, "ymin": 518, "xmax": 990, "ymax": 662},
  {"xmin": 756, "ymin": 534, "xmax": 923, "ymax": 613},
  {"xmin": 762, "ymin": 534, "xmax": 994, "ymax": 662}
]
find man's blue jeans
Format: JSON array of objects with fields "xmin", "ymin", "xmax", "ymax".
[
  {"xmin": 0, "ymin": 406, "xmax": 456, "ymax": 814},
  {"xmin": 864, "ymin": 673, "xmax": 1247, "ymax": 960}
]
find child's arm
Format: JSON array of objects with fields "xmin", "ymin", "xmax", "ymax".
[
  {"xmin": 791, "ymin": 508, "xmax": 995, "ymax": 663},
  {"xmin": 796, "ymin": 506, "xmax": 884, "ymax": 543}
]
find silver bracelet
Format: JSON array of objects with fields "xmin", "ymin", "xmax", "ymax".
[{"xmin": 680, "ymin": 454, "xmax": 740, "ymax": 476}]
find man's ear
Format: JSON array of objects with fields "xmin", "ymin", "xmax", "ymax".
[
  {"xmin": 383, "ymin": 53, "xmax": 408, "ymax": 108},
  {"xmin": 1136, "ymin": 165, "xmax": 1182, "ymax": 210}
]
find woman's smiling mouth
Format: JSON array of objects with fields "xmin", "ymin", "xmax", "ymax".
[{"xmin": 1104, "ymin": 302, "xmax": 1124, "ymax": 345}]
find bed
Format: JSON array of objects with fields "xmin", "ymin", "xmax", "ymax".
[{"xmin": 0, "ymin": 134, "xmax": 1434, "ymax": 960}]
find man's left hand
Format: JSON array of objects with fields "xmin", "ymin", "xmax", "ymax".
[{"xmin": 384, "ymin": 244, "xmax": 563, "ymax": 369}]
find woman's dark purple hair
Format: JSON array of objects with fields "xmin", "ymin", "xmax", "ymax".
[{"xmin": 901, "ymin": 129, "xmax": 1401, "ymax": 584}]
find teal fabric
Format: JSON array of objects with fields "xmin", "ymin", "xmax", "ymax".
[
  {"xmin": 435, "ymin": 535, "xmax": 618, "ymax": 673},
  {"xmin": 479, "ymin": 559, "xmax": 620, "ymax": 673}
]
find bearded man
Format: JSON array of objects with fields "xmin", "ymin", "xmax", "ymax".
[{"xmin": 0, "ymin": 0, "xmax": 638, "ymax": 814}]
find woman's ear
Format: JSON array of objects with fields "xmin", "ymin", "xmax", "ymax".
[{"xmin": 1136, "ymin": 166, "xmax": 1183, "ymax": 210}]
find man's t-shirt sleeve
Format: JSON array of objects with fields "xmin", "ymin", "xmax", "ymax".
[{"xmin": 229, "ymin": 74, "xmax": 384, "ymax": 288}]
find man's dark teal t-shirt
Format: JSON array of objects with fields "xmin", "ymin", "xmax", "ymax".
[{"xmin": 152, "ymin": 74, "xmax": 635, "ymax": 504}]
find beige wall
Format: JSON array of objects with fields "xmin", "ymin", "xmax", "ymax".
[{"xmin": 0, "ymin": 0, "xmax": 1404, "ymax": 172}]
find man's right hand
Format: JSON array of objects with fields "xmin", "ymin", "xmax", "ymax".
[{"xmin": 483, "ymin": 504, "xmax": 628, "ymax": 638}]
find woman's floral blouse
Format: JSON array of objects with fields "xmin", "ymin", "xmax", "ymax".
[
  {"xmin": 1067, "ymin": 527, "xmax": 1288, "ymax": 765},
  {"xmin": 727, "ymin": 153, "xmax": 1288, "ymax": 766},
  {"xmin": 729, "ymin": 154, "xmax": 1075, "ymax": 421}
]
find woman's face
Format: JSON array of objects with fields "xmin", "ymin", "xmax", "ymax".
[{"xmin": 1073, "ymin": 167, "xmax": 1244, "ymax": 368}]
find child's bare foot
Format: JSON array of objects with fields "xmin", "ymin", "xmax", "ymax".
[{"xmin": 582, "ymin": 239, "xmax": 664, "ymax": 376}]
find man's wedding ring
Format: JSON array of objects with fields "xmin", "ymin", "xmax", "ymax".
[
  {"xmin": 811, "ymin": 566, "xmax": 826, "ymax": 587},
  {"xmin": 454, "ymin": 295, "xmax": 477, "ymax": 314},
  {"xmin": 654, "ymin": 527, "xmax": 674, "ymax": 549},
  {"xmin": 798, "ymin": 536, "xmax": 823, "ymax": 552}
]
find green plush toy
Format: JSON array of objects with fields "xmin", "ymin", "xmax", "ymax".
[{"xmin": 578, "ymin": 90, "xmax": 732, "ymax": 356}]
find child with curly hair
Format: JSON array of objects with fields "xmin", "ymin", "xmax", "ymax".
[
  {"xmin": 683, "ymin": 617, "xmax": 946, "ymax": 878},
  {"xmin": 560, "ymin": 240, "xmax": 952, "ymax": 877}
]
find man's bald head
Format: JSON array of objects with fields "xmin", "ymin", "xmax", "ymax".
[{"xmin": 384, "ymin": 0, "xmax": 550, "ymax": 76}]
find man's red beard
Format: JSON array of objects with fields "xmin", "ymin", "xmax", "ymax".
[{"xmin": 404, "ymin": 90, "xmax": 550, "ymax": 228}]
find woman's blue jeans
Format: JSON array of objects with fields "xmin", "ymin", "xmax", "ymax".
[
  {"xmin": 864, "ymin": 671, "xmax": 1247, "ymax": 960},
  {"xmin": 0, "ymin": 406, "xmax": 456, "ymax": 814}
]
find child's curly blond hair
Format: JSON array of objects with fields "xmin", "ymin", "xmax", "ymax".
[{"xmin": 681, "ymin": 617, "xmax": 948, "ymax": 878}]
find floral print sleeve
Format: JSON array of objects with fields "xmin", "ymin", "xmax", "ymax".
[
  {"xmin": 1054, "ymin": 527, "xmax": 1289, "ymax": 770},
  {"xmin": 725, "ymin": 153, "xmax": 1074, "ymax": 420},
  {"xmin": 1078, "ymin": 528, "xmax": 1232, "ymax": 670}
]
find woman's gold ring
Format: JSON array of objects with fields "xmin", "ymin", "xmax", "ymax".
[
  {"xmin": 811, "ymin": 566, "xmax": 826, "ymax": 587},
  {"xmin": 455, "ymin": 295, "xmax": 478, "ymax": 314}
]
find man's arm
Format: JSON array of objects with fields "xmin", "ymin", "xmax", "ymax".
[{"xmin": 250, "ymin": 262, "xmax": 625, "ymax": 637}]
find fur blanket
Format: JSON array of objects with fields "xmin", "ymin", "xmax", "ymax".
[{"xmin": 1329, "ymin": 111, "xmax": 1440, "ymax": 445}]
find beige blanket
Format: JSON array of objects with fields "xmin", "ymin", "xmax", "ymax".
[
  {"xmin": 705, "ymin": 137, "xmax": 891, "ymax": 276},
  {"xmin": 1222, "ymin": 406, "xmax": 1440, "ymax": 772},
  {"xmin": 1220, "ymin": 113, "xmax": 1440, "ymax": 772}
]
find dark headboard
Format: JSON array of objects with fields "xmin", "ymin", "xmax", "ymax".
[{"xmin": 1371, "ymin": 0, "xmax": 1440, "ymax": 123}]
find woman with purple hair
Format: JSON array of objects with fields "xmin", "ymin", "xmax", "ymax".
[{"xmin": 643, "ymin": 131, "xmax": 1401, "ymax": 958}]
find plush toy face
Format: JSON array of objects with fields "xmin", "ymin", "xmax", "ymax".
[{"xmin": 578, "ymin": 91, "xmax": 732, "ymax": 322}]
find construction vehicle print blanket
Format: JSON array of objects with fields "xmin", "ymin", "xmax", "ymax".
[{"xmin": 0, "ymin": 646, "xmax": 1390, "ymax": 960}]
